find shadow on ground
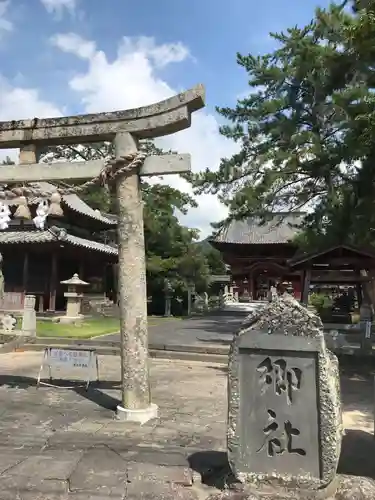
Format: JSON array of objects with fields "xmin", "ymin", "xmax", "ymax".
[
  {"xmin": 339, "ymin": 430, "xmax": 375, "ymax": 478},
  {"xmin": 188, "ymin": 450, "xmax": 238, "ymax": 489},
  {"xmin": 0, "ymin": 374, "xmax": 121, "ymax": 411}
]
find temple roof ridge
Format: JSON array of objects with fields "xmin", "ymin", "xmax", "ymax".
[{"xmin": 211, "ymin": 212, "xmax": 306, "ymax": 245}]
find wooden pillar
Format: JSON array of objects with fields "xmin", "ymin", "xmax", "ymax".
[
  {"xmin": 79, "ymin": 260, "xmax": 84, "ymax": 280},
  {"xmin": 356, "ymin": 283, "xmax": 363, "ymax": 307},
  {"xmin": 38, "ymin": 294, "xmax": 44, "ymax": 313},
  {"xmin": 49, "ymin": 253, "xmax": 57, "ymax": 311},
  {"xmin": 22, "ymin": 251, "xmax": 29, "ymax": 296},
  {"xmin": 249, "ymin": 273, "xmax": 254, "ymax": 300},
  {"xmin": 114, "ymin": 131, "xmax": 151, "ymax": 414},
  {"xmin": 301, "ymin": 269, "xmax": 311, "ymax": 305},
  {"xmin": 102, "ymin": 262, "xmax": 107, "ymax": 297},
  {"xmin": 113, "ymin": 263, "xmax": 118, "ymax": 304}
]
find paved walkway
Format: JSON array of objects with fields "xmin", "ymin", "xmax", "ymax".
[
  {"xmin": 0, "ymin": 352, "xmax": 227, "ymax": 499},
  {"xmin": 0, "ymin": 352, "xmax": 374, "ymax": 498},
  {"xmin": 106, "ymin": 313, "xmax": 246, "ymax": 346}
]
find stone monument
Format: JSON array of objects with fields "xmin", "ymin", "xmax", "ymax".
[
  {"xmin": 60, "ymin": 273, "xmax": 89, "ymax": 324},
  {"xmin": 227, "ymin": 294, "xmax": 342, "ymax": 499},
  {"xmin": 21, "ymin": 295, "xmax": 36, "ymax": 336}
]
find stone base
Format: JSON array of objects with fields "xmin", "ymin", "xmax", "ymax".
[
  {"xmin": 55, "ymin": 315, "xmax": 84, "ymax": 324},
  {"xmin": 116, "ymin": 403, "xmax": 158, "ymax": 424},
  {"xmin": 233, "ymin": 477, "xmax": 338, "ymax": 500},
  {"xmin": 208, "ymin": 476, "xmax": 375, "ymax": 499}
]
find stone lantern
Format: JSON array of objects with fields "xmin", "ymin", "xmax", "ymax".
[{"xmin": 60, "ymin": 273, "xmax": 89, "ymax": 323}]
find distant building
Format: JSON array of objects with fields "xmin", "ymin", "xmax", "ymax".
[
  {"xmin": 209, "ymin": 213, "xmax": 304, "ymax": 300},
  {"xmin": 0, "ymin": 182, "xmax": 118, "ymax": 312}
]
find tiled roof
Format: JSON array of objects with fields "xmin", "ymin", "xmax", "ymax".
[
  {"xmin": 62, "ymin": 193, "xmax": 117, "ymax": 226},
  {"xmin": 5, "ymin": 182, "xmax": 117, "ymax": 226},
  {"xmin": 0, "ymin": 229, "xmax": 118, "ymax": 256},
  {"xmin": 212, "ymin": 213, "xmax": 305, "ymax": 245}
]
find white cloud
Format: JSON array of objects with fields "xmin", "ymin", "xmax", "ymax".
[
  {"xmin": 51, "ymin": 33, "xmax": 96, "ymax": 59},
  {"xmin": 0, "ymin": 77, "xmax": 61, "ymax": 162},
  {"xmin": 40, "ymin": 0, "xmax": 77, "ymax": 16},
  {"xmin": 0, "ymin": 0, "xmax": 13, "ymax": 37},
  {"xmin": 120, "ymin": 36, "xmax": 192, "ymax": 68},
  {"xmin": 50, "ymin": 33, "xmax": 237, "ymax": 237},
  {"xmin": 0, "ymin": 79, "xmax": 61, "ymax": 121}
]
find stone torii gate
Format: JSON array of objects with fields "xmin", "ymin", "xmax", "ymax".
[{"xmin": 0, "ymin": 84, "xmax": 205, "ymax": 423}]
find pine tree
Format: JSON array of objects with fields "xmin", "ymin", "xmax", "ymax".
[{"xmin": 193, "ymin": 3, "xmax": 375, "ymax": 247}]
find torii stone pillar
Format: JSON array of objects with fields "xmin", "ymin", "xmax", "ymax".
[
  {"xmin": 0, "ymin": 84, "xmax": 205, "ymax": 423},
  {"xmin": 114, "ymin": 131, "xmax": 152, "ymax": 417}
]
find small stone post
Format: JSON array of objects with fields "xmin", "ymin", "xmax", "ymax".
[
  {"xmin": 187, "ymin": 284, "xmax": 195, "ymax": 316},
  {"xmin": 60, "ymin": 273, "xmax": 89, "ymax": 323},
  {"xmin": 114, "ymin": 131, "xmax": 157, "ymax": 423},
  {"xmin": 203, "ymin": 291, "xmax": 209, "ymax": 311},
  {"xmin": 164, "ymin": 279, "xmax": 173, "ymax": 317},
  {"xmin": 219, "ymin": 289, "xmax": 224, "ymax": 309},
  {"xmin": 360, "ymin": 301, "xmax": 373, "ymax": 353},
  {"xmin": 21, "ymin": 294, "xmax": 36, "ymax": 336}
]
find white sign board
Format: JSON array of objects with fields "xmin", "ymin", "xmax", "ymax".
[
  {"xmin": 49, "ymin": 348, "xmax": 91, "ymax": 368},
  {"xmin": 37, "ymin": 347, "xmax": 99, "ymax": 390}
]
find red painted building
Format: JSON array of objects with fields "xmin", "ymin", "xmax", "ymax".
[{"xmin": 209, "ymin": 213, "xmax": 304, "ymax": 300}]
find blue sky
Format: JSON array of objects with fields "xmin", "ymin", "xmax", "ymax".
[{"xmin": 0, "ymin": 0, "xmax": 333, "ymax": 235}]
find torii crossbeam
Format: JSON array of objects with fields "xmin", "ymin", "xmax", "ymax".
[{"xmin": 0, "ymin": 84, "xmax": 205, "ymax": 423}]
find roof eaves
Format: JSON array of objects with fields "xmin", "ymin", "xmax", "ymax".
[
  {"xmin": 289, "ymin": 243, "xmax": 375, "ymax": 267},
  {"xmin": 0, "ymin": 229, "xmax": 118, "ymax": 256}
]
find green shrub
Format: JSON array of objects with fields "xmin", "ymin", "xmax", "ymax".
[{"xmin": 309, "ymin": 293, "xmax": 333, "ymax": 314}]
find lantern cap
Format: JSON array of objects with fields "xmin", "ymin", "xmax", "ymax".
[{"xmin": 60, "ymin": 273, "xmax": 89, "ymax": 286}]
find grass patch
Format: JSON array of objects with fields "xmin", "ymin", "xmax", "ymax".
[
  {"xmin": 35, "ymin": 315, "xmax": 182, "ymax": 339},
  {"xmin": 36, "ymin": 317, "xmax": 120, "ymax": 339}
]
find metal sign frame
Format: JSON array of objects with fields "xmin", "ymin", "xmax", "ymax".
[{"xmin": 37, "ymin": 347, "xmax": 99, "ymax": 390}]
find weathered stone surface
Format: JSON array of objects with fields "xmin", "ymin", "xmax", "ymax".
[
  {"xmin": 69, "ymin": 448, "xmax": 127, "ymax": 495},
  {"xmin": 0, "ymin": 85, "xmax": 204, "ymax": 131},
  {"xmin": 0, "ymin": 476, "xmax": 67, "ymax": 495},
  {"xmin": 335, "ymin": 475, "xmax": 375, "ymax": 499},
  {"xmin": 0, "ymin": 452, "xmax": 28, "ymax": 474},
  {"xmin": 205, "ymin": 475, "xmax": 375, "ymax": 499},
  {"xmin": 0, "ymin": 85, "xmax": 205, "ymax": 147},
  {"xmin": 5, "ymin": 450, "xmax": 82, "ymax": 480},
  {"xmin": 227, "ymin": 294, "xmax": 342, "ymax": 497},
  {"xmin": 127, "ymin": 462, "xmax": 193, "ymax": 486},
  {"xmin": 0, "ymin": 154, "xmax": 191, "ymax": 183},
  {"xmin": 126, "ymin": 481, "xmax": 198, "ymax": 500}
]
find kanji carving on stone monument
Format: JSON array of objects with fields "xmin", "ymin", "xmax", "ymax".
[
  {"xmin": 257, "ymin": 356, "xmax": 302, "ymax": 404},
  {"xmin": 257, "ymin": 409, "xmax": 306, "ymax": 457}
]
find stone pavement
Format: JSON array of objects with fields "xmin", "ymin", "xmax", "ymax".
[
  {"xmin": 0, "ymin": 352, "xmax": 374, "ymax": 499},
  {"xmin": 0, "ymin": 352, "xmax": 227, "ymax": 499},
  {"xmin": 105, "ymin": 314, "xmax": 245, "ymax": 346}
]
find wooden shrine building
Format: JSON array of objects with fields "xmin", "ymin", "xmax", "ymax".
[
  {"xmin": 0, "ymin": 182, "xmax": 118, "ymax": 312},
  {"xmin": 209, "ymin": 212, "xmax": 375, "ymax": 302}
]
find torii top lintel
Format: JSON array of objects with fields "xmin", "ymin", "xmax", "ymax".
[{"xmin": 0, "ymin": 84, "xmax": 205, "ymax": 149}]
